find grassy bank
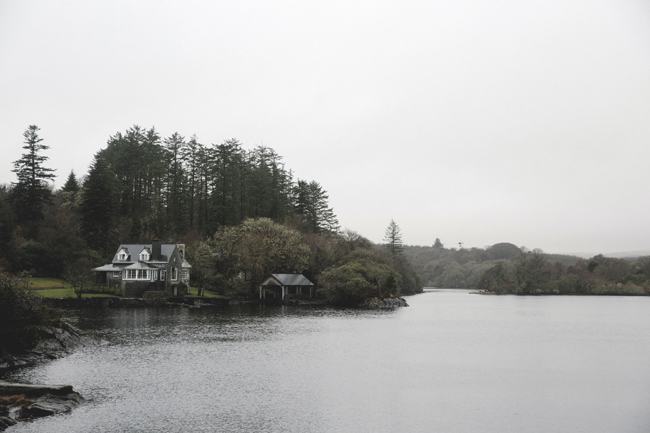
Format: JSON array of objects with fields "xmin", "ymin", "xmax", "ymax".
[
  {"xmin": 185, "ymin": 287, "xmax": 224, "ymax": 298},
  {"xmin": 29, "ymin": 278, "xmax": 71, "ymax": 289},
  {"xmin": 36, "ymin": 288, "xmax": 117, "ymax": 298}
]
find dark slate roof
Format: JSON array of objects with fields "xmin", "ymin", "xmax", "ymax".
[
  {"xmin": 113, "ymin": 244, "xmax": 178, "ymax": 263},
  {"xmin": 124, "ymin": 262, "xmax": 158, "ymax": 270},
  {"xmin": 271, "ymin": 273, "xmax": 314, "ymax": 286},
  {"xmin": 93, "ymin": 264, "xmax": 127, "ymax": 272}
]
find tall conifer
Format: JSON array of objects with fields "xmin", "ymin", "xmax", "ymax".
[
  {"xmin": 384, "ymin": 219, "xmax": 404, "ymax": 256},
  {"xmin": 11, "ymin": 125, "xmax": 56, "ymax": 232}
]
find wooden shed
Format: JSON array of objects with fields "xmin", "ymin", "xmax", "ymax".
[{"xmin": 259, "ymin": 273, "xmax": 315, "ymax": 300}]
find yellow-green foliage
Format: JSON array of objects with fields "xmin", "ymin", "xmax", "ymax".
[{"xmin": 0, "ymin": 395, "xmax": 33, "ymax": 407}]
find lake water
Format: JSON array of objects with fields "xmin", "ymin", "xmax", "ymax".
[{"xmin": 4, "ymin": 289, "xmax": 650, "ymax": 432}]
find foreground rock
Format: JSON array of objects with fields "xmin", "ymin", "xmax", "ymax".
[
  {"xmin": 0, "ymin": 321, "xmax": 90, "ymax": 372},
  {"xmin": 359, "ymin": 297, "xmax": 409, "ymax": 308},
  {"xmin": 0, "ymin": 381, "xmax": 84, "ymax": 431}
]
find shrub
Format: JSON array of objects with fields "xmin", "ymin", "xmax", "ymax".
[{"xmin": 0, "ymin": 273, "xmax": 57, "ymax": 353}]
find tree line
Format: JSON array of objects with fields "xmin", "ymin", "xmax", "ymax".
[{"xmin": 0, "ymin": 125, "xmax": 337, "ymax": 276}]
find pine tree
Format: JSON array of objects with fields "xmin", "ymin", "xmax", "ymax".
[
  {"xmin": 62, "ymin": 170, "xmax": 80, "ymax": 193},
  {"xmin": 383, "ymin": 219, "xmax": 404, "ymax": 256},
  {"xmin": 293, "ymin": 180, "xmax": 339, "ymax": 234},
  {"xmin": 80, "ymin": 156, "xmax": 118, "ymax": 254},
  {"xmin": 11, "ymin": 125, "xmax": 56, "ymax": 231}
]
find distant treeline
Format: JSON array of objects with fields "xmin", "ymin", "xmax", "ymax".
[{"xmin": 404, "ymin": 243, "xmax": 650, "ymax": 295}]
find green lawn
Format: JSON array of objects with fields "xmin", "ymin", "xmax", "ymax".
[
  {"xmin": 29, "ymin": 278, "xmax": 71, "ymax": 289},
  {"xmin": 36, "ymin": 288, "xmax": 117, "ymax": 298},
  {"xmin": 186, "ymin": 287, "xmax": 224, "ymax": 298}
]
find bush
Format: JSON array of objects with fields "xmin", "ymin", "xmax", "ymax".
[{"xmin": 0, "ymin": 273, "xmax": 58, "ymax": 353}]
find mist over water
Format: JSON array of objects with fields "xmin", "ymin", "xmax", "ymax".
[{"xmin": 4, "ymin": 290, "xmax": 650, "ymax": 433}]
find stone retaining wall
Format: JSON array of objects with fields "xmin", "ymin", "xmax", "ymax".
[{"xmin": 42, "ymin": 296, "xmax": 230, "ymax": 308}]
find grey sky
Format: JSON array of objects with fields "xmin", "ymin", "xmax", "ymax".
[{"xmin": 1, "ymin": 0, "xmax": 649, "ymax": 255}]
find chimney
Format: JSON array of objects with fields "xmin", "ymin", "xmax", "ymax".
[
  {"xmin": 177, "ymin": 244, "xmax": 185, "ymax": 259},
  {"xmin": 152, "ymin": 238, "xmax": 162, "ymax": 261}
]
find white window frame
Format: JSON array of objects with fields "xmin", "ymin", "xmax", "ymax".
[
  {"xmin": 181, "ymin": 269, "xmax": 188, "ymax": 280},
  {"xmin": 171, "ymin": 267, "xmax": 178, "ymax": 281},
  {"xmin": 137, "ymin": 269, "xmax": 147, "ymax": 279}
]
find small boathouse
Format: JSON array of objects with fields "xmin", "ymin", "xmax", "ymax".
[{"xmin": 259, "ymin": 273, "xmax": 315, "ymax": 300}]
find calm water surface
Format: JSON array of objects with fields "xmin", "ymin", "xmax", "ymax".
[{"xmin": 4, "ymin": 289, "xmax": 650, "ymax": 432}]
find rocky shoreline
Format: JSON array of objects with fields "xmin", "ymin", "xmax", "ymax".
[
  {"xmin": 0, "ymin": 321, "xmax": 91, "ymax": 431},
  {"xmin": 0, "ymin": 321, "xmax": 90, "ymax": 372},
  {"xmin": 359, "ymin": 297, "xmax": 409, "ymax": 308},
  {"xmin": 0, "ymin": 381, "xmax": 84, "ymax": 431}
]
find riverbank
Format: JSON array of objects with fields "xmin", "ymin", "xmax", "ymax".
[
  {"xmin": 0, "ymin": 321, "xmax": 90, "ymax": 431},
  {"xmin": 40, "ymin": 295, "xmax": 409, "ymax": 309},
  {"xmin": 40, "ymin": 296, "xmax": 231, "ymax": 309},
  {"xmin": 0, "ymin": 321, "xmax": 89, "ymax": 373}
]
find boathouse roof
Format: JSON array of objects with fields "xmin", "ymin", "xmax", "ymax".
[{"xmin": 261, "ymin": 274, "xmax": 314, "ymax": 287}]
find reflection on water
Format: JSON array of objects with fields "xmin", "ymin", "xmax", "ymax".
[{"xmin": 5, "ymin": 290, "xmax": 650, "ymax": 433}]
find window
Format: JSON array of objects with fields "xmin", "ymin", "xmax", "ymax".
[
  {"xmin": 112, "ymin": 272, "xmax": 120, "ymax": 278},
  {"xmin": 181, "ymin": 270, "xmax": 188, "ymax": 280},
  {"xmin": 118, "ymin": 253, "xmax": 127, "ymax": 260},
  {"xmin": 160, "ymin": 270, "xmax": 166, "ymax": 281},
  {"xmin": 125, "ymin": 269, "xmax": 149, "ymax": 279},
  {"xmin": 140, "ymin": 253, "xmax": 149, "ymax": 261},
  {"xmin": 171, "ymin": 267, "xmax": 178, "ymax": 281}
]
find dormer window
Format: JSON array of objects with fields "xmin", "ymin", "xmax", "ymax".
[
  {"xmin": 139, "ymin": 249, "xmax": 150, "ymax": 261},
  {"xmin": 117, "ymin": 249, "xmax": 128, "ymax": 261}
]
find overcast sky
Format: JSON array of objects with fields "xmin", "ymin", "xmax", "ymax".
[{"xmin": 1, "ymin": 0, "xmax": 649, "ymax": 255}]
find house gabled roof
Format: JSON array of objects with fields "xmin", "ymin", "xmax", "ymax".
[
  {"xmin": 93, "ymin": 263, "xmax": 128, "ymax": 272},
  {"xmin": 112, "ymin": 244, "xmax": 179, "ymax": 263},
  {"xmin": 123, "ymin": 262, "xmax": 158, "ymax": 270},
  {"xmin": 261, "ymin": 273, "xmax": 314, "ymax": 287}
]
